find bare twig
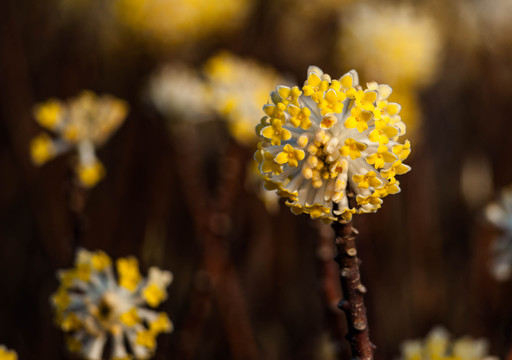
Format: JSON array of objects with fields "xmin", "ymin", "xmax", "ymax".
[
  {"xmin": 315, "ymin": 221, "xmax": 348, "ymax": 358},
  {"xmin": 173, "ymin": 129, "xmax": 259, "ymax": 360},
  {"xmin": 331, "ymin": 221, "xmax": 374, "ymax": 360}
]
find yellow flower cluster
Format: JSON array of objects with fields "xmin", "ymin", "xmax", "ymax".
[
  {"xmin": 337, "ymin": 3, "xmax": 441, "ymax": 139},
  {"xmin": 115, "ymin": 0, "xmax": 253, "ymax": 47},
  {"xmin": 148, "ymin": 51, "xmax": 284, "ymax": 145},
  {"xmin": 203, "ymin": 52, "xmax": 285, "ymax": 145},
  {"xmin": 338, "ymin": 3, "xmax": 441, "ymax": 88},
  {"xmin": 400, "ymin": 327, "xmax": 495, "ymax": 360},
  {"xmin": 30, "ymin": 91, "xmax": 128, "ymax": 188},
  {"xmin": 255, "ymin": 66, "xmax": 411, "ymax": 223},
  {"xmin": 51, "ymin": 249, "xmax": 173, "ymax": 360},
  {"xmin": 0, "ymin": 346, "xmax": 17, "ymax": 360}
]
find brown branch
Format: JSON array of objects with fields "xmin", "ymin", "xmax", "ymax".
[
  {"xmin": 173, "ymin": 131, "xmax": 259, "ymax": 360},
  {"xmin": 315, "ymin": 221, "xmax": 348, "ymax": 358},
  {"xmin": 172, "ymin": 126, "xmax": 213, "ymax": 360},
  {"xmin": 215, "ymin": 263, "xmax": 260, "ymax": 360},
  {"xmin": 331, "ymin": 221, "xmax": 374, "ymax": 360}
]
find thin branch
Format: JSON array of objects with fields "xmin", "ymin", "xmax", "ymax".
[
  {"xmin": 174, "ymin": 131, "xmax": 259, "ymax": 360},
  {"xmin": 315, "ymin": 221, "xmax": 348, "ymax": 359},
  {"xmin": 331, "ymin": 221, "xmax": 374, "ymax": 360}
]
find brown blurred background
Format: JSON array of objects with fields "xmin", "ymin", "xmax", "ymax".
[{"xmin": 1, "ymin": 0, "xmax": 512, "ymax": 359}]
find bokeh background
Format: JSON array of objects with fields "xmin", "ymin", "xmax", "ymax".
[{"xmin": 1, "ymin": 0, "xmax": 512, "ymax": 359}]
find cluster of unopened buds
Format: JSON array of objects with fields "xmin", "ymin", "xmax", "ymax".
[
  {"xmin": 51, "ymin": 249, "xmax": 173, "ymax": 360},
  {"xmin": 255, "ymin": 66, "xmax": 411, "ymax": 223},
  {"xmin": 30, "ymin": 91, "xmax": 128, "ymax": 188}
]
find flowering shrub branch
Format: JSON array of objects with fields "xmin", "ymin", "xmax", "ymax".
[{"xmin": 332, "ymin": 221, "xmax": 374, "ymax": 360}]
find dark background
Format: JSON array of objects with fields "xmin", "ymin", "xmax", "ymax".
[{"xmin": 1, "ymin": 0, "xmax": 512, "ymax": 359}]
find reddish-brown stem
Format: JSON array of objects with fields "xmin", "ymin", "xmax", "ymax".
[
  {"xmin": 315, "ymin": 222, "xmax": 348, "ymax": 359},
  {"xmin": 174, "ymin": 130, "xmax": 259, "ymax": 360},
  {"xmin": 331, "ymin": 221, "xmax": 374, "ymax": 360},
  {"xmin": 215, "ymin": 263, "xmax": 259, "ymax": 360}
]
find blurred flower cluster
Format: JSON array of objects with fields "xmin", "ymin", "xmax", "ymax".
[
  {"xmin": 51, "ymin": 249, "xmax": 173, "ymax": 360},
  {"xmin": 58, "ymin": 0, "xmax": 253, "ymax": 51},
  {"xmin": 148, "ymin": 52, "xmax": 287, "ymax": 212},
  {"xmin": 30, "ymin": 91, "xmax": 128, "ymax": 188},
  {"xmin": 485, "ymin": 185, "xmax": 512, "ymax": 281},
  {"xmin": 400, "ymin": 327, "xmax": 494, "ymax": 360},
  {"xmin": 115, "ymin": 0, "xmax": 253, "ymax": 48},
  {"xmin": 255, "ymin": 66, "xmax": 411, "ymax": 223},
  {"xmin": 337, "ymin": 3, "xmax": 442, "ymax": 139},
  {"xmin": 203, "ymin": 52, "xmax": 287, "ymax": 146},
  {"xmin": 148, "ymin": 51, "xmax": 285, "ymax": 145},
  {"xmin": 0, "ymin": 346, "xmax": 17, "ymax": 360}
]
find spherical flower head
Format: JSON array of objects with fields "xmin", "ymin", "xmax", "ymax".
[
  {"xmin": 255, "ymin": 66, "xmax": 411, "ymax": 223},
  {"xmin": 485, "ymin": 185, "xmax": 512, "ymax": 281},
  {"xmin": 399, "ymin": 327, "xmax": 494, "ymax": 360},
  {"xmin": 0, "ymin": 346, "xmax": 17, "ymax": 360},
  {"xmin": 204, "ymin": 51, "xmax": 285, "ymax": 145},
  {"xmin": 51, "ymin": 248, "xmax": 173, "ymax": 360},
  {"xmin": 337, "ymin": 3, "xmax": 442, "ymax": 88},
  {"xmin": 30, "ymin": 91, "xmax": 128, "ymax": 188}
]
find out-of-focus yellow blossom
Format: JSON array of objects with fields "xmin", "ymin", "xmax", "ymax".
[
  {"xmin": 51, "ymin": 248, "xmax": 173, "ymax": 360},
  {"xmin": 0, "ymin": 346, "xmax": 17, "ymax": 360},
  {"xmin": 30, "ymin": 91, "xmax": 128, "ymax": 188},
  {"xmin": 255, "ymin": 66, "xmax": 411, "ymax": 223},
  {"xmin": 147, "ymin": 52, "xmax": 285, "ymax": 146},
  {"xmin": 148, "ymin": 52, "xmax": 286, "ymax": 211},
  {"xmin": 337, "ymin": 3, "xmax": 442, "ymax": 89},
  {"xmin": 204, "ymin": 52, "xmax": 285, "ymax": 145},
  {"xmin": 147, "ymin": 64, "xmax": 214, "ymax": 121},
  {"xmin": 114, "ymin": 0, "xmax": 253, "ymax": 47},
  {"xmin": 485, "ymin": 185, "xmax": 512, "ymax": 281},
  {"xmin": 400, "ymin": 327, "xmax": 496, "ymax": 360}
]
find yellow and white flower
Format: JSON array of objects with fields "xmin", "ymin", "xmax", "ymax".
[
  {"xmin": 148, "ymin": 52, "xmax": 285, "ymax": 146},
  {"xmin": 30, "ymin": 91, "xmax": 128, "ymax": 188},
  {"xmin": 485, "ymin": 185, "xmax": 512, "ymax": 281},
  {"xmin": 255, "ymin": 66, "xmax": 411, "ymax": 223},
  {"xmin": 51, "ymin": 249, "xmax": 173, "ymax": 360},
  {"xmin": 0, "ymin": 346, "xmax": 17, "ymax": 360},
  {"xmin": 400, "ymin": 327, "xmax": 495, "ymax": 360},
  {"xmin": 204, "ymin": 51, "xmax": 286, "ymax": 145}
]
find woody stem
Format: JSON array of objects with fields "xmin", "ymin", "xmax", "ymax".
[{"xmin": 331, "ymin": 221, "xmax": 374, "ymax": 360}]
